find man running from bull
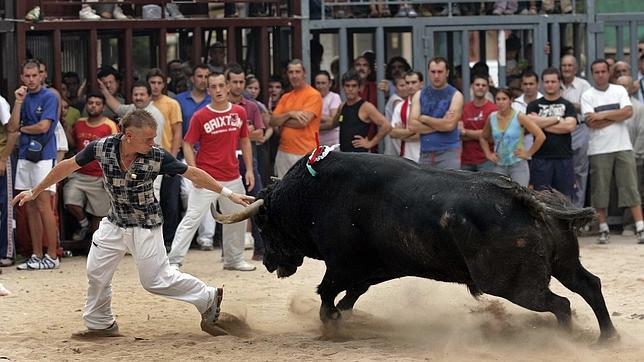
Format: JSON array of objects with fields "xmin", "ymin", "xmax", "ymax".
[{"xmin": 12, "ymin": 109, "xmax": 253, "ymax": 337}]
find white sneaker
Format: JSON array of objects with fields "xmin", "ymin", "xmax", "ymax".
[
  {"xmin": 112, "ymin": 5, "xmax": 128, "ymax": 19},
  {"xmin": 223, "ymin": 260, "xmax": 256, "ymax": 271},
  {"xmin": 169, "ymin": 263, "xmax": 181, "ymax": 271},
  {"xmin": 79, "ymin": 6, "xmax": 101, "ymax": 20},
  {"xmin": 244, "ymin": 232, "xmax": 254, "ymax": 250},
  {"xmin": 17, "ymin": 254, "xmax": 40, "ymax": 270}
]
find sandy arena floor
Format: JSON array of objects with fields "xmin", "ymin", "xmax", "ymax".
[{"xmin": 1, "ymin": 235, "xmax": 643, "ymax": 361}]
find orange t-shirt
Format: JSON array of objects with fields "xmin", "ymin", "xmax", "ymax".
[{"xmin": 273, "ymin": 85, "xmax": 322, "ymax": 155}]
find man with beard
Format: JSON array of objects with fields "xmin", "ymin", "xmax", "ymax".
[
  {"xmin": 64, "ymin": 93, "xmax": 118, "ymax": 241},
  {"xmin": 459, "ymin": 74, "xmax": 498, "ymax": 171}
]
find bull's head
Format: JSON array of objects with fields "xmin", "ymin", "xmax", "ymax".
[{"xmin": 212, "ymin": 198, "xmax": 304, "ymax": 278}]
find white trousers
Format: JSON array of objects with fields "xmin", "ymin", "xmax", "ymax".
[
  {"xmin": 168, "ymin": 177, "xmax": 247, "ymax": 267},
  {"xmin": 83, "ymin": 218, "xmax": 215, "ymax": 329}
]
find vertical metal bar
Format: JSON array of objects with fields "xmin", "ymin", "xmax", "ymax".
[
  {"xmin": 259, "ymin": 27, "xmax": 269, "ymax": 104},
  {"xmin": 551, "ymin": 22, "xmax": 561, "ymax": 69},
  {"xmin": 124, "ymin": 28, "xmax": 133, "ymax": 103},
  {"xmin": 573, "ymin": 23, "xmax": 581, "ymax": 63},
  {"xmin": 301, "ymin": 0, "xmax": 311, "ymax": 78},
  {"xmin": 596, "ymin": 29, "xmax": 605, "ymax": 60},
  {"xmin": 479, "ymin": 30, "xmax": 487, "ymax": 63},
  {"xmin": 293, "ymin": 20, "xmax": 303, "ymax": 60},
  {"xmin": 53, "ymin": 29, "xmax": 62, "ymax": 91},
  {"xmin": 461, "ymin": 30, "xmax": 470, "ymax": 102},
  {"xmin": 412, "ymin": 24, "xmax": 424, "ymax": 71},
  {"xmin": 424, "ymin": 28, "xmax": 435, "ymax": 83},
  {"xmin": 159, "ymin": 28, "xmax": 167, "ymax": 73},
  {"xmin": 498, "ymin": 30, "xmax": 506, "ymax": 88},
  {"xmin": 375, "ymin": 26, "xmax": 385, "ymax": 110},
  {"xmin": 630, "ymin": 21, "xmax": 638, "ymax": 79},
  {"xmin": 534, "ymin": 21, "xmax": 548, "ymax": 77},
  {"xmin": 89, "ymin": 29, "xmax": 98, "ymax": 92},
  {"xmin": 615, "ymin": 25, "xmax": 624, "ymax": 60},
  {"xmin": 192, "ymin": 27, "xmax": 202, "ymax": 66},
  {"xmin": 227, "ymin": 26, "xmax": 236, "ymax": 64},
  {"xmin": 339, "ymin": 27, "xmax": 349, "ymax": 90},
  {"xmin": 585, "ymin": 0, "xmax": 597, "ymax": 77},
  {"xmin": 16, "ymin": 23, "xmax": 26, "ymax": 89}
]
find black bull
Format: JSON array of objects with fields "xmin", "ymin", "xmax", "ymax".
[{"xmin": 216, "ymin": 151, "xmax": 617, "ymax": 341}]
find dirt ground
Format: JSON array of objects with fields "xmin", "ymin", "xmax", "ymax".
[{"xmin": 1, "ymin": 234, "xmax": 644, "ymax": 361}]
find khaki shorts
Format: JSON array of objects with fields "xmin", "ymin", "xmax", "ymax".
[
  {"xmin": 63, "ymin": 172, "xmax": 111, "ymax": 216},
  {"xmin": 589, "ymin": 150, "xmax": 641, "ymax": 209}
]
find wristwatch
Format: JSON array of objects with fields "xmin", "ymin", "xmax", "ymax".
[{"xmin": 556, "ymin": 116, "xmax": 562, "ymax": 124}]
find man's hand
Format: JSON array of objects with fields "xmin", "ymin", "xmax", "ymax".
[
  {"xmin": 12, "ymin": 189, "xmax": 36, "ymax": 207},
  {"xmin": 585, "ymin": 112, "xmax": 611, "ymax": 129},
  {"xmin": 229, "ymin": 193, "xmax": 255, "ymax": 207},
  {"xmin": 352, "ymin": 135, "xmax": 372, "ymax": 149},
  {"xmin": 378, "ymin": 79, "xmax": 389, "ymax": 92},
  {"xmin": 97, "ymin": 79, "xmax": 109, "ymax": 95},
  {"xmin": 15, "ymin": 86, "xmax": 27, "ymax": 102},
  {"xmin": 244, "ymin": 169, "xmax": 255, "ymax": 192}
]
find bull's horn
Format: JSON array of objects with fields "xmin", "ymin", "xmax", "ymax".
[
  {"xmin": 270, "ymin": 176, "xmax": 282, "ymax": 183},
  {"xmin": 212, "ymin": 199, "xmax": 264, "ymax": 224}
]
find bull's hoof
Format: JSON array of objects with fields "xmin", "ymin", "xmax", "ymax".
[
  {"xmin": 596, "ymin": 329, "xmax": 620, "ymax": 346},
  {"xmin": 320, "ymin": 307, "xmax": 342, "ymax": 322}
]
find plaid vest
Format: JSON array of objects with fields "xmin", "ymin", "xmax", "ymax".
[{"xmin": 94, "ymin": 135, "xmax": 163, "ymax": 228}]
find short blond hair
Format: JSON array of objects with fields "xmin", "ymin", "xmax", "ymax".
[{"xmin": 120, "ymin": 109, "xmax": 157, "ymax": 132}]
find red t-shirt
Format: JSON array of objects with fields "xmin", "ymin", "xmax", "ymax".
[
  {"xmin": 185, "ymin": 103, "xmax": 249, "ymax": 181},
  {"xmin": 73, "ymin": 117, "xmax": 119, "ymax": 176},
  {"xmin": 461, "ymin": 100, "xmax": 498, "ymax": 165}
]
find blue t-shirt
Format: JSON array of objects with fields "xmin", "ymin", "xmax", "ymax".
[
  {"xmin": 174, "ymin": 90, "xmax": 211, "ymax": 136},
  {"xmin": 19, "ymin": 88, "xmax": 58, "ymax": 160},
  {"xmin": 419, "ymin": 84, "xmax": 460, "ymax": 152}
]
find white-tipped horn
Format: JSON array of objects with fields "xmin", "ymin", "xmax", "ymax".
[{"xmin": 212, "ymin": 199, "xmax": 264, "ymax": 224}]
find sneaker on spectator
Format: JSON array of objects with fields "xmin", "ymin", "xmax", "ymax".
[
  {"xmin": 223, "ymin": 260, "xmax": 256, "ymax": 271},
  {"xmin": 170, "ymin": 263, "xmax": 181, "ymax": 271},
  {"xmin": 636, "ymin": 230, "xmax": 644, "ymax": 244},
  {"xmin": 29, "ymin": 254, "xmax": 60, "ymax": 270},
  {"xmin": 407, "ymin": 8, "xmax": 418, "ymax": 17},
  {"xmin": 0, "ymin": 258, "xmax": 13, "ymax": 267},
  {"xmin": 244, "ymin": 232, "xmax": 254, "ymax": 250},
  {"xmin": 597, "ymin": 231, "xmax": 609, "ymax": 244},
  {"xmin": 492, "ymin": 7, "xmax": 504, "ymax": 15},
  {"xmin": 394, "ymin": 7, "xmax": 407, "ymax": 17},
  {"xmin": 79, "ymin": 6, "xmax": 101, "ymax": 20},
  {"xmin": 112, "ymin": 5, "xmax": 129, "ymax": 19},
  {"xmin": 25, "ymin": 6, "xmax": 41, "ymax": 22},
  {"xmin": 200, "ymin": 245, "xmax": 214, "ymax": 251},
  {"xmin": 17, "ymin": 254, "xmax": 41, "ymax": 270},
  {"xmin": 166, "ymin": 3, "xmax": 185, "ymax": 19},
  {"xmin": 72, "ymin": 321, "xmax": 120, "ymax": 338},
  {"xmin": 73, "ymin": 225, "xmax": 90, "ymax": 241}
]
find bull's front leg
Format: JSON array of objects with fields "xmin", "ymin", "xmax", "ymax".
[{"xmin": 317, "ymin": 270, "xmax": 344, "ymax": 322}]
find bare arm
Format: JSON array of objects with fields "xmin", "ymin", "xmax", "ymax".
[
  {"xmin": 239, "ymin": 136, "xmax": 255, "ymax": 191},
  {"xmin": 13, "ymin": 157, "xmax": 81, "ymax": 205},
  {"xmin": 543, "ymin": 116, "xmax": 576, "ymax": 134},
  {"xmin": 478, "ymin": 120, "xmax": 496, "ymax": 162},
  {"xmin": 282, "ymin": 111, "xmax": 316, "ymax": 129},
  {"xmin": 182, "ymin": 166, "xmax": 254, "ymax": 206},
  {"xmin": 364, "ymin": 103, "xmax": 392, "ymax": 147},
  {"xmin": 320, "ymin": 107, "xmax": 339, "ymax": 130},
  {"xmin": 517, "ymin": 113, "xmax": 546, "ymax": 159},
  {"xmin": 170, "ymin": 122, "xmax": 182, "ymax": 157},
  {"xmin": 182, "ymin": 141, "xmax": 197, "ymax": 167},
  {"xmin": 408, "ymin": 92, "xmax": 434, "ymax": 134},
  {"xmin": 415, "ymin": 92, "xmax": 464, "ymax": 132},
  {"xmin": 98, "ymin": 79, "xmax": 124, "ymax": 115},
  {"xmin": 8, "ymin": 86, "xmax": 27, "ymax": 132},
  {"xmin": 20, "ymin": 119, "xmax": 53, "ymax": 134}
]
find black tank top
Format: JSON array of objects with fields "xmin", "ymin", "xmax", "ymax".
[{"xmin": 339, "ymin": 99, "xmax": 370, "ymax": 153}]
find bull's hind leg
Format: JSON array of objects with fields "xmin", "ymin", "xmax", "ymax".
[
  {"xmin": 507, "ymin": 289, "xmax": 573, "ymax": 330},
  {"xmin": 554, "ymin": 261, "xmax": 617, "ymax": 341},
  {"xmin": 337, "ymin": 283, "xmax": 370, "ymax": 311}
]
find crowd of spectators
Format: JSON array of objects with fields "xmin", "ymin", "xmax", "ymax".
[{"xmin": 1, "ymin": 39, "xmax": 644, "ymax": 272}]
